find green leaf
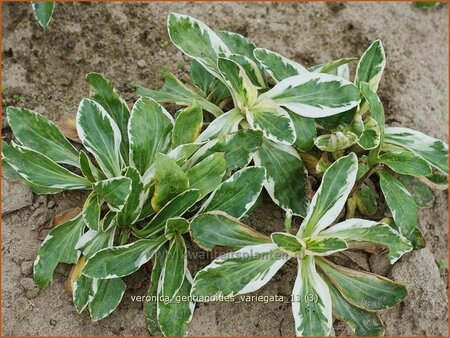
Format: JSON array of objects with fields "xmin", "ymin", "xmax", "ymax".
[
  {"xmin": 145, "ymin": 246, "xmax": 166, "ymax": 336},
  {"xmin": 317, "ymin": 258, "xmax": 407, "ymax": 311},
  {"xmin": 82, "ymin": 192, "xmax": 101, "ymax": 231},
  {"xmin": 200, "ymin": 166, "xmax": 266, "ymax": 219},
  {"xmin": 134, "ymin": 189, "xmax": 200, "ymax": 238},
  {"xmin": 194, "ymin": 129, "xmax": 263, "ymax": 171},
  {"xmin": 218, "ymin": 57, "xmax": 257, "ymax": 108},
  {"xmin": 89, "ymin": 278, "xmax": 126, "ymax": 321},
  {"xmin": 151, "ymin": 153, "xmax": 189, "ymax": 212},
  {"xmin": 271, "ymin": 232, "xmax": 304, "ymax": 254},
  {"xmin": 288, "ymin": 111, "xmax": 316, "ymax": 152},
  {"xmin": 355, "ymin": 40, "xmax": 386, "ymax": 91},
  {"xmin": 314, "ymin": 131, "xmax": 359, "ymax": 152},
  {"xmin": 262, "ymin": 72, "xmax": 360, "ymax": 118},
  {"xmin": 191, "ymin": 243, "xmax": 288, "ymax": 297},
  {"xmin": 157, "ymin": 271, "xmax": 195, "ymax": 336},
  {"xmin": 322, "ymin": 218, "xmax": 413, "ymax": 264},
  {"xmin": 7, "ymin": 107, "xmax": 79, "ymax": 167},
  {"xmin": 190, "ymin": 60, "xmax": 230, "ymax": 103},
  {"xmin": 358, "ymin": 117, "xmax": 381, "ymax": 150},
  {"xmin": 217, "ymin": 30, "xmax": 261, "ymax": 67},
  {"xmin": 117, "ymin": 167, "xmax": 147, "ymax": 227},
  {"xmin": 415, "ymin": 1, "xmax": 440, "ymax": 8},
  {"xmin": 398, "ymin": 175, "xmax": 435, "ymax": 208},
  {"xmin": 378, "ymin": 171, "xmax": 417, "ymax": 237},
  {"xmin": 136, "ymin": 73, "xmax": 223, "ymax": 117},
  {"xmin": 73, "ymin": 274, "xmax": 94, "ymax": 313},
  {"xmin": 197, "ymin": 108, "xmax": 243, "ymax": 142},
  {"xmin": 253, "ymin": 48, "xmax": 307, "ymax": 82},
  {"xmin": 160, "ymin": 234, "xmax": 187, "ymax": 301},
  {"xmin": 93, "ymin": 177, "xmax": 132, "ymax": 213},
  {"xmin": 83, "ymin": 236, "xmax": 166, "ymax": 279},
  {"xmin": 292, "ymin": 256, "xmax": 332, "ymax": 336},
  {"xmin": 31, "ymin": 2, "xmax": 54, "ymax": 27},
  {"xmin": 172, "ymin": 100, "xmax": 203, "ymax": 147},
  {"xmin": 379, "ymin": 151, "xmax": 432, "ymax": 176},
  {"xmin": 254, "ymin": 140, "xmax": 309, "ymax": 216},
  {"xmin": 34, "ymin": 213, "xmax": 85, "ymax": 289},
  {"xmin": 85, "ymin": 73, "xmax": 130, "ymax": 163},
  {"xmin": 165, "ymin": 217, "xmax": 190, "ymax": 239},
  {"xmin": 227, "ymin": 53, "xmax": 266, "ymax": 88},
  {"xmin": 191, "ymin": 211, "xmax": 270, "ymax": 250},
  {"xmin": 2, "ymin": 142, "xmax": 90, "ymax": 190},
  {"xmin": 128, "ymin": 97, "xmax": 173, "ymax": 175},
  {"xmin": 299, "ymin": 153, "xmax": 358, "ymax": 237},
  {"xmin": 248, "ymin": 98, "xmax": 296, "ymax": 145},
  {"xmin": 384, "ymin": 127, "xmax": 448, "ymax": 174},
  {"xmin": 322, "ymin": 274, "xmax": 385, "ymax": 336},
  {"xmin": 79, "ymin": 150, "xmax": 104, "ymax": 182},
  {"xmin": 76, "ymin": 98, "xmax": 123, "ymax": 178},
  {"xmin": 187, "ymin": 152, "xmax": 226, "ymax": 199},
  {"xmin": 354, "ymin": 184, "xmax": 378, "ymax": 216},
  {"xmin": 167, "ymin": 13, "xmax": 230, "ymax": 78},
  {"xmin": 315, "ymin": 108, "xmax": 356, "ymax": 130},
  {"xmin": 360, "ymin": 82, "xmax": 385, "ymax": 130},
  {"xmin": 304, "ymin": 236, "xmax": 348, "ymax": 256}
]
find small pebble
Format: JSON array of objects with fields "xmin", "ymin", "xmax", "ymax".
[{"xmin": 137, "ymin": 59, "xmax": 147, "ymax": 68}]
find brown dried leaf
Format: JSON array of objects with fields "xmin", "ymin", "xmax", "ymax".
[
  {"xmin": 56, "ymin": 115, "xmax": 81, "ymax": 143},
  {"xmin": 65, "ymin": 256, "xmax": 86, "ymax": 295}
]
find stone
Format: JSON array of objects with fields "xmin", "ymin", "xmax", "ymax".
[{"xmin": 2, "ymin": 179, "xmax": 33, "ymax": 214}]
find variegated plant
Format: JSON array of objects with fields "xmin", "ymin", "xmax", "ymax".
[
  {"xmin": 136, "ymin": 13, "xmax": 362, "ymax": 219},
  {"xmin": 190, "ymin": 153, "xmax": 412, "ymax": 336},
  {"xmin": 2, "ymin": 73, "xmax": 267, "ymax": 335}
]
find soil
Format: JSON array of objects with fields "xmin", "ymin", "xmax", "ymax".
[{"xmin": 1, "ymin": 2, "xmax": 448, "ymax": 336}]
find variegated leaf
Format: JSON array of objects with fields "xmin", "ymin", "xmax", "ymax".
[
  {"xmin": 360, "ymin": 81, "xmax": 385, "ymax": 130},
  {"xmin": 299, "ymin": 153, "xmax": 358, "ymax": 237},
  {"xmin": 398, "ymin": 175, "xmax": 435, "ymax": 208},
  {"xmin": 288, "ymin": 111, "xmax": 316, "ymax": 152},
  {"xmin": 310, "ymin": 58, "xmax": 356, "ymax": 77},
  {"xmin": 82, "ymin": 236, "xmax": 166, "ymax": 279},
  {"xmin": 247, "ymin": 98, "xmax": 296, "ymax": 145},
  {"xmin": 167, "ymin": 13, "xmax": 230, "ymax": 79},
  {"xmin": 187, "ymin": 152, "xmax": 226, "ymax": 199},
  {"xmin": 32, "ymin": 1, "xmax": 54, "ymax": 27},
  {"xmin": 354, "ymin": 184, "xmax": 378, "ymax": 216},
  {"xmin": 117, "ymin": 167, "xmax": 147, "ymax": 227},
  {"xmin": 384, "ymin": 127, "xmax": 448, "ymax": 174},
  {"xmin": 7, "ymin": 107, "xmax": 79, "ymax": 167},
  {"xmin": 160, "ymin": 234, "xmax": 187, "ymax": 301},
  {"xmin": 199, "ymin": 166, "xmax": 266, "ymax": 219},
  {"xmin": 379, "ymin": 151, "xmax": 432, "ymax": 176},
  {"xmin": 73, "ymin": 274, "xmax": 93, "ymax": 314},
  {"xmin": 79, "ymin": 150, "xmax": 105, "ymax": 182},
  {"xmin": 3, "ymin": 142, "xmax": 90, "ymax": 190},
  {"xmin": 304, "ymin": 236, "xmax": 348, "ymax": 256},
  {"xmin": 136, "ymin": 73, "xmax": 223, "ymax": 117},
  {"xmin": 134, "ymin": 189, "xmax": 200, "ymax": 238},
  {"xmin": 218, "ymin": 57, "xmax": 257, "ymax": 108},
  {"xmin": 128, "ymin": 97, "xmax": 173, "ymax": 175},
  {"xmin": 76, "ymin": 98, "xmax": 123, "ymax": 178},
  {"xmin": 322, "ymin": 218, "xmax": 412, "ymax": 264},
  {"xmin": 82, "ymin": 192, "xmax": 101, "ymax": 231},
  {"xmin": 34, "ymin": 213, "xmax": 85, "ymax": 289},
  {"xmin": 157, "ymin": 270, "xmax": 195, "ymax": 337},
  {"xmin": 292, "ymin": 256, "xmax": 332, "ymax": 336},
  {"xmin": 253, "ymin": 48, "xmax": 307, "ymax": 82},
  {"xmin": 93, "ymin": 177, "xmax": 132, "ymax": 213},
  {"xmin": 151, "ymin": 153, "xmax": 189, "ymax": 212},
  {"xmin": 378, "ymin": 172, "xmax": 417, "ymax": 237},
  {"xmin": 191, "ymin": 211, "xmax": 270, "ymax": 250},
  {"xmin": 271, "ymin": 232, "xmax": 305, "ymax": 254},
  {"xmin": 88, "ymin": 278, "xmax": 126, "ymax": 321},
  {"xmin": 172, "ymin": 100, "xmax": 203, "ymax": 147},
  {"xmin": 254, "ymin": 139, "xmax": 308, "ymax": 216},
  {"xmin": 85, "ymin": 73, "xmax": 130, "ymax": 163},
  {"xmin": 227, "ymin": 53, "xmax": 266, "ymax": 88},
  {"xmin": 314, "ymin": 131, "xmax": 359, "ymax": 152},
  {"xmin": 165, "ymin": 217, "xmax": 190, "ymax": 239},
  {"xmin": 196, "ymin": 108, "xmax": 243, "ymax": 142},
  {"xmin": 191, "ymin": 243, "xmax": 288, "ymax": 297},
  {"xmin": 75, "ymin": 227, "xmax": 116, "ymax": 259},
  {"xmin": 317, "ymin": 258, "xmax": 407, "ymax": 311},
  {"xmin": 322, "ymin": 274, "xmax": 384, "ymax": 336},
  {"xmin": 261, "ymin": 72, "xmax": 360, "ymax": 118},
  {"xmin": 190, "ymin": 60, "xmax": 230, "ymax": 103},
  {"xmin": 355, "ymin": 40, "xmax": 386, "ymax": 91},
  {"xmin": 357, "ymin": 117, "xmax": 381, "ymax": 150},
  {"xmin": 217, "ymin": 30, "xmax": 262, "ymax": 71}
]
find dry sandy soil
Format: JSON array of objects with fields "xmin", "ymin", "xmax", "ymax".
[{"xmin": 1, "ymin": 2, "xmax": 448, "ymax": 336}]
